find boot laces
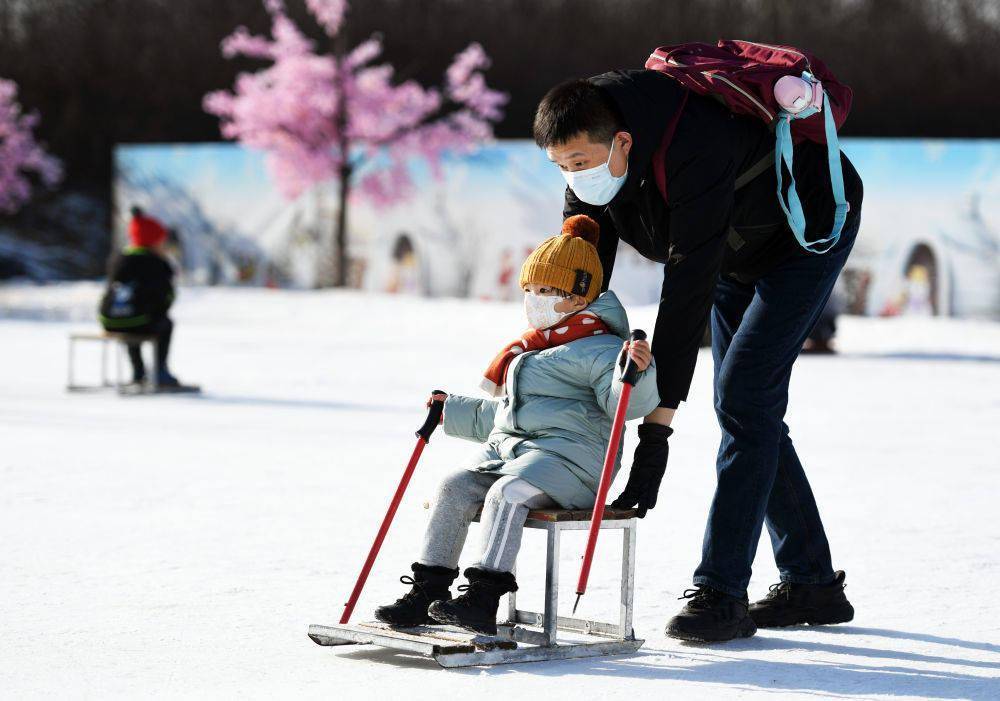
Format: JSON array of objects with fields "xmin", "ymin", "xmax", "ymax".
[
  {"xmin": 765, "ymin": 581, "xmax": 794, "ymax": 600},
  {"xmin": 455, "ymin": 580, "xmax": 492, "ymax": 606},
  {"xmin": 394, "ymin": 575, "xmax": 430, "ymax": 605},
  {"xmin": 678, "ymin": 586, "xmax": 725, "ymax": 609}
]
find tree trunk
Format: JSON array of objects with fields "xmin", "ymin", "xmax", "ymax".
[
  {"xmin": 334, "ymin": 160, "xmax": 352, "ymax": 287},
  {"xmin": 331, "ymin": 29, "xmax": 350, "ymax": 288}
]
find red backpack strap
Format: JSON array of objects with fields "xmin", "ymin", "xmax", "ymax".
[{"xmin": 652, "ymin": 91, "xmax": 688, "ymax": 204}]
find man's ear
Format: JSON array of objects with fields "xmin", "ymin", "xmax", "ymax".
[
  {"xmin": 617, "ymin": 131, "xmax": 633, "ymax": 158},
  {"xmin": 570, "ymin": 294, "xmax": 589, "ymax": 311}
]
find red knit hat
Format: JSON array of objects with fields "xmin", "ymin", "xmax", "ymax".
[{"xmin": 128, "ymin": 214, "xmax": 167, "ymax": 248}]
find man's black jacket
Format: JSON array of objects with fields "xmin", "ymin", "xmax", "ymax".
[
  {"xmin": 99, "ymin": 248, "xmax": 175, "ymax": 330},
  {"xmin": 564, "ymin": 69, "xmax": 863, "ymax": 408}
]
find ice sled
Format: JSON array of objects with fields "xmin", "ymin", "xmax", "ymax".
[
  {"xmin": 308, "ymin": 507, "xmax": 642, "ymax": 668},
  {"xmin": 66, "ymin": 330, "xmax": 200, "ymax": 395}
]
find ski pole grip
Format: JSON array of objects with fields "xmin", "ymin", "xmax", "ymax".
[
  {"xmin": 621, "ymin": 329, "xmax": 647, "ymax": 386},
  {"xmin": 416, "ymin": 390, "xmax": 447, "ymax": 442}
]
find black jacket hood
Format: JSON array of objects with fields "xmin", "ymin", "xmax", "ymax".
[{"xmin": 588, "ymin": 69, "xmax": 686, "ymax": 203}]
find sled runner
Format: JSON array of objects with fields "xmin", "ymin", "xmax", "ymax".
[
  {"xmin": 117, "ymin": 382, "xmax": 202, "ymax": 396},
  {"xmin": 308, "ymin": 506, "xmax": 642, "ymax": 668}
]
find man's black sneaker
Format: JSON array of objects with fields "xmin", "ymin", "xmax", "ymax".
[
  {"xmin": 665, "ymin": 586, "xmax": 757, "ymax": 642},
  {"xmin": 427, "ymin": 567, "xmax": 517, "ymax": 635},
  {"xmin": 750, "ymin": 570, "xmax": 854, "ymax": 628},
  {"xmin": 374, "ymin": 562, "xmax": 458, "ymax": 627}
]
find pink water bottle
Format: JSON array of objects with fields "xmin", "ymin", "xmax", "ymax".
[{"xmin": 774, "ymin": 75, "xmax": 824, "ymax": 115}]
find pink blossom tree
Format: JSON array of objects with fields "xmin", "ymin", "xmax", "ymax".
[
  {"xmin": 204, "ymin": 0, "xmax": 506, "ymax": 286},
  {"xmin": 0, "ymin": 78, "xmax": 62, "ymax": 214}
]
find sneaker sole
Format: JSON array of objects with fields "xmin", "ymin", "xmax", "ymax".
[
  {"xmin": 665, "ymin": 616, "xmax": 757, "ymax": 643},
  {"xmin": 752, "ymin": 603, "xmax": 855, "ymax": 629},
  {"xmin": 427, "ymin": 604, "xmax": 497, "ymax": 635}
]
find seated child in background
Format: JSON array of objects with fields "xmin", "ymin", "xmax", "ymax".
[
  {"xmin": 375, "ymin": 215, "xmax": 660, "ymax": 634},
  {"xmin": 98, "ymin": 206, "xmax": 182, "ymax": 387}
]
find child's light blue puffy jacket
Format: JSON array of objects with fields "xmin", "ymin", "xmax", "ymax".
[{"xmin": 442, "ymin": 291, "xmax": 660, "ymax": 509}]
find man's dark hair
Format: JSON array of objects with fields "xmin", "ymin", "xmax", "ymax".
[
  {"xmin": 533, "ymin": 79, "xmax": 626, "ymax": 148},
  {"xmin": 130, "ymin": 205, "xmax": 144, "ymax": 218}
]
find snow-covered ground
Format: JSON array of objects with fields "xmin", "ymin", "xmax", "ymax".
[{"xmin": 1, "ymin": 284, "xmax": 998, "ymax": 700}]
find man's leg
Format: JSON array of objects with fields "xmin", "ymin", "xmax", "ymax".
[
  {"xmin": 693, "ymin": 219, "xmax": 858, "ymax": 597},
  {"xmin": 765, "ymin": 426, "xmax": 835, "ymax": 584}
]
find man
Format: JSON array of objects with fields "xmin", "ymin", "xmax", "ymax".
[
  {"xmin": 98, "ymin": 206, "xmax": 181, "ymax": 388},
  {"xmin": 533, "ymin": 70, "xmax": 862, "ymax": 642}
]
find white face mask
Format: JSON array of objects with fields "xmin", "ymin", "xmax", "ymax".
[
  {"xmin": 561, "ymin": 138, "xmax": 628, "ymax": 206},
  {"xmin": 524, "ymin": 291, "xmax": 567, "ymax": 330}
]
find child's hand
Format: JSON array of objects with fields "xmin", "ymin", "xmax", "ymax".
[
  {"xmin": 427, "ymin": 392, "xmax": 448, "ymax": 423},
  {"xmin": 623, "ymin": 339, "xmax": 652, "ymax": 372}
]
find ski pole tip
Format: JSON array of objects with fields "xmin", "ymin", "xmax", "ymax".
[{"xmin": 572, "ymin": 592, "xmax": 583, "ymax": 614}]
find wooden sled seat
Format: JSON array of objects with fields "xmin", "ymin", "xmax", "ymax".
[
  {"xmin": 525, "ymin": 507, "xmax": 637, "ymax": 522},
  {"xmin": 69, "ymin": 330, "xmax": 158, "ymax": 343},
  {"xmin": 469, "ymin": 506, "xmax": 637, "ymax": 524}
]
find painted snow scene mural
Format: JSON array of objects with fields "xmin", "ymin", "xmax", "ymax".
[{"xmin": 115, "ymin": 137, "xmax": 1000, "ymax": 319}]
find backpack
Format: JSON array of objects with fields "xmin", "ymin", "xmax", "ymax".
[{"xmin": 645, "ymin": 40, "xmax": 852, "ymax": 254}]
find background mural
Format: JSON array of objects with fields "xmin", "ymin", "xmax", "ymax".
[{"xmin": 114, "ymin": 138, "xmax": 1000, "ymax": 319}]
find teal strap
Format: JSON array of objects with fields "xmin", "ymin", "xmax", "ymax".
[{"xmin": 774, "ymin": 76, "xmax": 850, "ymax": 255}]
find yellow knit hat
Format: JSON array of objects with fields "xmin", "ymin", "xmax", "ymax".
[{"xmin": 519, "ymin": 215, "xmax": 604, "ymax": 303}]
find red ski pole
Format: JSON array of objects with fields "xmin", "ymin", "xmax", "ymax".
[
  {"xmin": 574, "ymin": 330, "xmax": 646, "ymax": 613},
  {"xmin": 340, "ymin": 391, "xmax": 446, "ymax": 624}
]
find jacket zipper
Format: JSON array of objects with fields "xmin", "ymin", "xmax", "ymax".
[{"xmin": 636, "ymin": 196, "xmax": 658, "ymax": 252}]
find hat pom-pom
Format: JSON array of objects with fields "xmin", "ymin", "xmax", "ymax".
[{"xmin": 562, "ymin": 215, "xmax": 600, "ymax": 246}]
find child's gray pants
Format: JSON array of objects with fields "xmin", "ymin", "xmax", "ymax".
[{"xmin": 418, "ymin": 469, "xmax": 555, "ymax": 574}]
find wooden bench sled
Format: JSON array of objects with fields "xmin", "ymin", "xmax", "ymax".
[{"xmin": 308, "ymin": 506, "xmax": 642, "ymax": 668}]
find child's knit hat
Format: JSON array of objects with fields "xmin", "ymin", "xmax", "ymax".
[{"xmin": 519, "ymin": 215, "xmax": 603, "ymax": 302}]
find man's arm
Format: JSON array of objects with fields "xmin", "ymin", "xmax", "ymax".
[
  {"xmin": 564, "ymin": 187, "xmax": 619, "ymax": 290},
  {"xmin": 651, "ymin": 146, "xmax": 736, "ymax": 412}
]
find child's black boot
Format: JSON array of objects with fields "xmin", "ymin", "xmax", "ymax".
[
  {"xmin": 427, "ymin": 567, "xmax": 517, "ymax": 635},
  {"xmin": 374, "ymin": 562, "xmax": 459, "ymax": 627}
]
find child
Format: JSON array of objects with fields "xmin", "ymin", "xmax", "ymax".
[
  {"xmin": 98, "ymin": 206, "xmax": 182, "ymax": 387},
  {"xmin": 375, "ymin": 215, "xmax": 660, "ymax": 634}
]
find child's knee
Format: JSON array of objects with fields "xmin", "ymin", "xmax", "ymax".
[
  {"xmin": 484, "ymin": 476, "xmax": 541, "ymax": 509},
  {"xmin": 432, "ymin": 470, "xmax": 487, "ymax": 510}
]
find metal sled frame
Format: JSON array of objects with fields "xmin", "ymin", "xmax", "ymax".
[
  {"xmin": 66, "ymin": 331, "xmax": 159, "ymax": 393},
  {"xmin": 308, "ymin": 508, "xmax": 642, "ymax": 668}
]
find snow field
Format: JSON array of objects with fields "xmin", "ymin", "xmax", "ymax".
[{"xmin": 1, "ymin": 285, "xmax": 998, "ymax": 699}]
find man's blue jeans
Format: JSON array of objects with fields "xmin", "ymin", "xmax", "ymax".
[{"xmin": 693, "ymin": 214, "xmax": 860, "ymax": 598}]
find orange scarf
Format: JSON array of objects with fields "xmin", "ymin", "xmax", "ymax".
[{"xmin": 480, "ymin": 312, "xmax": 611, "ymax": 397}]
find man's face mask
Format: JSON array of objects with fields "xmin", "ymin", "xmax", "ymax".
[
  {"xmin": 524, "ymin": 291, "xmax": 567, "ymax": 330},
  {"xmin": 561, "ymin": 138, "xmax": 628, "ymax": 206}
]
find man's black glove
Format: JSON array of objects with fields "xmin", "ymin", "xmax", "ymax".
[{"xmin": 610, "ymin": 423, "xmax": 673, "ymax": 518}]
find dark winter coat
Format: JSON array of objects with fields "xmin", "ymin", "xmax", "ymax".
[
  {"xmin": 98, "ymin": 247, "xmax": 175, "ymax": 330},
  {"xmin": 565, "ymin": 69, "xmax": 864, "ymax": 408}
]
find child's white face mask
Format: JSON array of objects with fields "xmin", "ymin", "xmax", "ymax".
[{"xmin": 524, "ymin": 291, "xmax": 567, "ymax": 330}]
